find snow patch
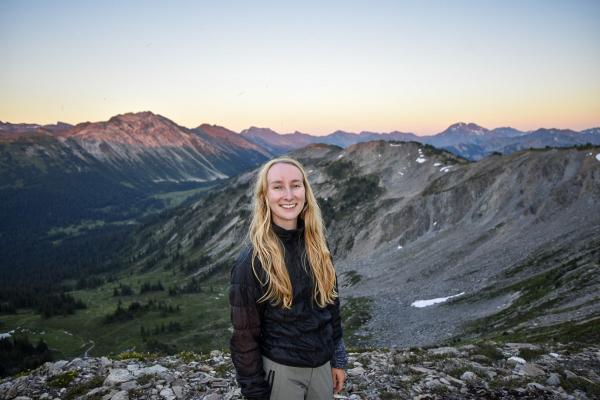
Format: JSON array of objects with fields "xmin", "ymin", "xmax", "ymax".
[
  {"xmin": 595, "ymin": 153, "xmax": 600, "ymax": 162},
  {"xmin": 390, "ymin": 143, "xmax": 402, "ymax": 147},
  {"xmin": 63, "ymin": 330, "xmax": 73, "ymax": 336},
  {"xmin": 337, "ymin": 154, "xmax": 344, "ymax": 159},
  {"xmin": 398, "ymin": 172, "xmax": 404, "ymax": 176},
  {"xmin": 416, "ymin": 157, "xmax": 426, "ymax": 163},
  {"xmin": 397, "ymin": 245, "xmax": 403, "ymax": 249},
  {"xmin": 433, "ymin": 162, "xmax": 442, "ymax": 166},
  {"xmin": 440, "ymin": 166, "xmax": 452, "ymax": 173},
  {"xmin": 0, "ymin": 332, "xmax": 11, "ymax": 339},
  {"xmin": 508, "ymin": 356, "xmax": 527, "ymax": 364},
  {"xmin": 153, "ymin": 177, "xmax": 211, "ymax": 183},
  {"xmin": 167, "ymin": 233, "xmax": 178, "ymax": 245},
  {"xmin": 411, "ymin": 292, "xmax": 465, "ymax": 308}
]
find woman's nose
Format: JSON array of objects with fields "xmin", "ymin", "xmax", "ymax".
[{"xmin": 284, "ymin": 187, "xmax": 293, "ymax": 199}]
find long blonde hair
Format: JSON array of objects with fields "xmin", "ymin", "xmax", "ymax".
[{"xmin": 249, "ymin": 157, "xmax": 337, "ymax": 309}]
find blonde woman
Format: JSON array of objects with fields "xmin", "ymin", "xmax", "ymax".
[{"xmin": 230, "ymin": 157, "xmax": 347, "ymax": 400}]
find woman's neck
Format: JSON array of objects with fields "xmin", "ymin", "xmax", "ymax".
[{"xmin": 272, "ymin": 218, "xmax": 297, "ymax": 230}]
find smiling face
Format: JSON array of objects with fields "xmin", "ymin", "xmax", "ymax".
[{"xmin": 266, "ymin": 162, "xmax": 306, "ymax": 230}]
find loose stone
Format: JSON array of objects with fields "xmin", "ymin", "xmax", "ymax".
[{"xmin": 1, "ymin": 343, "xmax": 598, "ymax": 400}]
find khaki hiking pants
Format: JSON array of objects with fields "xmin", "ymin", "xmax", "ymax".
[{"xmin": 262, "ymin": 356, "xmax": 333, "ymax": 400}]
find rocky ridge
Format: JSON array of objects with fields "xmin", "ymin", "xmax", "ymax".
[
  {"xmin": 1, "ymin": 112, "xmax": 271, "ymax": 185},
  {"xmin": 2, "ymin": 343, "xmax": 599, "ymax": 400}
]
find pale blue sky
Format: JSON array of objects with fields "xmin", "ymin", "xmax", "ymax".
[{"xmin": 1, "ymin": 0, "xmax": 599, "ymax": 134}]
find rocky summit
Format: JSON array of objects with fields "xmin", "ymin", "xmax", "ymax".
[{"xmin": 2, "ymin": 343, "xmax": 599, "ymax": 400}]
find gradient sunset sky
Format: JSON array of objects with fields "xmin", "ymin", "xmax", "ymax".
[{"xmin": 1, "ymin": 0, "xmax": 599, "ymax": 135}]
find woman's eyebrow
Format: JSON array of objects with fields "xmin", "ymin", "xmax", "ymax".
[{"xmin": 268, "ymin": 179, "xmax": 302, "ymax": 184}]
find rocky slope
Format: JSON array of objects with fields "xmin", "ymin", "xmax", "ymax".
[
  {"xmin": 2, "ymin": 342, "xmax": 599, "ymax": 399},
  {"xmin": 125, "ymin": 141, "xmax": 600, "ymax": 349}
]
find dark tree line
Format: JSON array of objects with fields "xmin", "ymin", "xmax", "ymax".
[
  {"xmin": 0, "ymin": 290, "xmax": 86, "ymax": 318},
  {"xmin": 38, "ymin": 293, "xmax": 86, "ymax": 318},
  {"xmin": 0, "ymin": 303, "xmax": 16, "ymax": 314},
  {"xmin": 140, "ymin": 321, "xmax": 183, "ymax": 339},
  {"xmin": 0, "ymin": 223, "xmax": 131, "ymax": 316},
  {"xmin": 139, "ymin": 281, "xmax": 164, "ymax": 294},
  {"xmin": 113, "ymin": 284, "xmax": 134, "ymax": 297},
  {"xmin": 168, "ymin": 277, "xmax": 205, "ymax": 296},
  {"xmin": 75, "ymin": 276, "xmax": 106, "ymax": 290},
  {"xmin": 103, "ymin": 299, "xmax": 181, "ymax": 324},
  {"xmin": 0, "ymin": 335, "xmax": 53, "ymax": 377},
  {"xmin": 179, "ymin": 254, "xmax": 210, "ymax": 274}
]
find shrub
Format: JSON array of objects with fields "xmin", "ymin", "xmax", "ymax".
[
  {"xmin": 48, "ymin": 370, "xmax": 78, "ymax": 388},
  {"xmin": 325, "ymin": 159, "xmax": 355, "ymax": 179}
]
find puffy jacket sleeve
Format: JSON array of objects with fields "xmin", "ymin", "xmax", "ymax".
[
  {"xmin": 328, "ymin": 273, "xmax": 348, "ymax": 369},
  {"xmin": 229, "ymin": 247, "xmax": 270, "ymax": 399}
]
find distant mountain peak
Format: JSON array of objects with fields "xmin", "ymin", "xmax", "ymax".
[
  {"xmin": 331, "ymin": 130, "xmax": 355, "ymax": 136},
  {"xmin": 108, "ymin": 110, "xmax": 157, "ymax": 120},
  {"xmin": 442, "ymin": 122, "xmax": 489, "ymax": 137},
  {"xmin": 106, "ymin": 111, "xmax": 176, "ymax": 126},
  {"xmin": 60, "ymin": 111, "xmax": 201, "ymax": 150},
  {"xmin": 530, "ymin": 127, "xmax": 578, "ymax": 136},
  {"xmin": 196, "ymin": 123, "xmax": 232, "ymax": 134},
  {"xmin": 448, "ymin": 122, "xmax": 486, "ymax": 131},
  {"xmin": 197, "ymin": 122, "xmax": 221, "ymax": 129},
  {"xmin": 240, "ymin": 126, "xmax": 282, "ymax": 137}
]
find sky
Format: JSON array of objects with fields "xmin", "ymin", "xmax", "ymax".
[{"xmin": 1, "ymin": 0, "xmax": 599, "ymax": 135}]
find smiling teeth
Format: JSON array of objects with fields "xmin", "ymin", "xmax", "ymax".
[{"xmin": 281, "ymin": 204, "xmax": 296, "ymax": 208}]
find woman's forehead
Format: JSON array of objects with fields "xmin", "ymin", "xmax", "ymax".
[{"xmin": 267, "ymin": 162, "xmax": 303, "ymax": 182}]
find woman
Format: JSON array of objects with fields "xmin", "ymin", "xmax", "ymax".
[{"xmin": 230, "ymin": 157, "xmax": 347, "ymax": 400}]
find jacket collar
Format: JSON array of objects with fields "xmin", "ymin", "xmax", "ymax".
[{"xmin": 272, "ymin": 219, "xmax": 305, "ymax": 242}]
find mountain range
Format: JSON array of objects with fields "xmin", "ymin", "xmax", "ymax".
[
  {"xmin": 1, "ymin": 111, "xmax": 599, "ymax": 357},
  {"xmin": 1, "ymin": 111, "xmax": 597, "ymax": 271},
  {"xmin": 239, "ymin": 122, "xmax": 600, "ymax": 161},
  {"xmin": 3, "ymin": 113, "xmax": 599, "ymax": 162}
]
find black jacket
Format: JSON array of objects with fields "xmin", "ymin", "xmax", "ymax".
[{"xmin": 229, "ymin": 222, "xmax": 343, "ymax": 399}]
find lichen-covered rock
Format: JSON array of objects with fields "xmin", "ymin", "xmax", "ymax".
[
  {"xmin": 460, "ymin": 371, "xmax": 477, "ymax": 382},
  {"xmin": 104, "ymin": 368, "xmax": 134, "ymax": 386},
  {"xmin": 0, "ymin": 343, "xmax": 599, "ymax": 399}
]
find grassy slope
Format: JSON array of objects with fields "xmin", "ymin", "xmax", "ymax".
[
  {"xmin": 0, "ymin": 268, "xmax": 231, "ymax": 359},
  {"xmin": 451, "ymin": 238, "xmax": 600, "ymax": 348},
  {"xmin": 0, "ymin": 261, "xmax": 369, "ymax": 358}
]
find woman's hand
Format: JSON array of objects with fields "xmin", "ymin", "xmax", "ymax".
[{"xmin": 331, "ymin": 367, "xmax": 345, "ymax": 393}]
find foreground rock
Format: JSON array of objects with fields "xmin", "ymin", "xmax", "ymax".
[{"xmin": 1, "ymin": 343, "xmax": 599, "ymax": 399}]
